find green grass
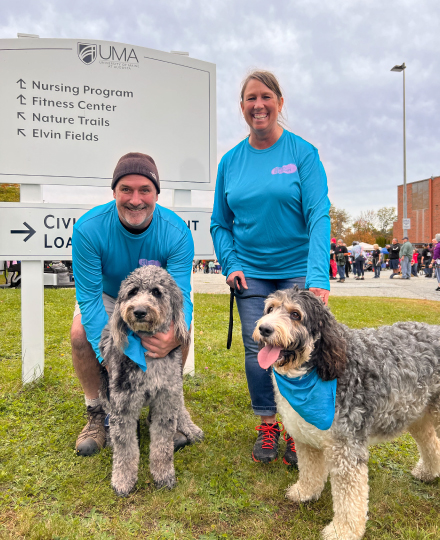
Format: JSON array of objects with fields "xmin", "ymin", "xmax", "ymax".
[{"xmin": 0, "ymin": 291, "xmax": 440, "ymax": 539}]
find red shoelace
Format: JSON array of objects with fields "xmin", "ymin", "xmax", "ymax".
[
  {"xmin": 255, "ymin": 422, "xmax": 284, "ymax": 449},
  {"xmin": 283, "ymin": 431, "xmax": 296, "ymax": 452}
]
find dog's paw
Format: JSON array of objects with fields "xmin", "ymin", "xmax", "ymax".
[
  {"xmin": 187, "ymin": 425, "xmax": 204, "ymax": 443},
  {"xmin": 286, "ymin": 482, "xmax": 321, "ymax": 503},
  {"xmin": 111, "ymin": 479, "xmax": 136, "ymax": 498},
  {"xmin": 153, "ymin": 473, "xmax": 177, "ymax": 490},
  {"xmin": 411, "ymin": 459, "xmax": 440, "ymax": 482},
  {"xmin": 111, "ymin": 468, "xmax": 137, "ymax": 497},
  {"xmin": 322, "ymin": 520, "xmax": 365, "ymax": 540}
]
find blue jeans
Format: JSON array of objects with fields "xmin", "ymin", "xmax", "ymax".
[
  {"xmin": 337, "ymin": 265, "xmax": 345, "ymax": 279},
  {"xmin": 355, "ymin": 257, "xmax": 364, "ymax": 276},
  {"xmin": 373, "ymin": 264, "xmax": 381, "ymax": 277},
  {"xmin": 401, "ymin": 256, "xmax": 411, "ymax": 278},
  {"xmin": 424, "ymin": 262, "xmax": 433, "ymax": 277},
  {"xmin": 235, "ymin": 276, "xmax": 306, "ymax": 416}
]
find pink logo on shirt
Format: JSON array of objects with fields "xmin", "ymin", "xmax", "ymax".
[{"xmin": 271, "ymin": 164, "xmax": 297, "ymax": 175}]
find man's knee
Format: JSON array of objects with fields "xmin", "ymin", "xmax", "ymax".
[{"xmin": 71, "ymin": 316, "xmax": 91, "ymax": 353}]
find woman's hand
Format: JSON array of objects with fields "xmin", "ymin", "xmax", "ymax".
[
  {"xmin": 226, "ymin": 271, "xmax": 248, "ymax": 291},
  {"xmin": 309, "ymin": 287, "xmax": 329, "ymax": 305}
]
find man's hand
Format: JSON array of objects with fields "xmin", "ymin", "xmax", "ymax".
[
  {"xmin": 140, "ymin": 321, "xmax": 180, "ymax": 358},
  {"xmin": 226, "ymin": 270, "xmax": 248, "ymax": 290},
  {"xmin": 309, "ymin": 287, "xmax": 330, "ymax": 306}
]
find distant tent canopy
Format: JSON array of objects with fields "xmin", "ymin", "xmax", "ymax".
[{"xmin": 346, "ymin": 242, "xmax": 375, "ymax": 251}]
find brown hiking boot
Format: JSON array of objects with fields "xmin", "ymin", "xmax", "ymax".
[{"xmin": 76, "ymin": 404, "xmax": 107, "ymax": 456}]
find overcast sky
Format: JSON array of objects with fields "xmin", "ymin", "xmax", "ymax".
[{"xmin": 2, "ymin": 0, "xmax": 439, "ymax": 219}]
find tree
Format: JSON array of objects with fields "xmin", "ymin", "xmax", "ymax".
[
  {"xmin": 376, "ymin": 206, "xmax": 397, "ymax": 236},
  {"xmin": 329, "ymin": 204, "xmax": 351, "ymax": 240},
  {"xmin": 348, "ymin": 210, "xmax": 378, "ymax": 245}
]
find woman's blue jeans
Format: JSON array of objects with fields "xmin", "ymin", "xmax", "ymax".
[{"xmin": 235, "ymin": 276, "xmax": 306, "ymax": 417}]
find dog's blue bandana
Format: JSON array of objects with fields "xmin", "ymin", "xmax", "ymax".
[
  {"xmin": 273, "ymin": 367, "xmax": 337, "ymax": 430},
  {"xmin": 124, "ymin": 331, "xmax": 148, "ymax": 371}
]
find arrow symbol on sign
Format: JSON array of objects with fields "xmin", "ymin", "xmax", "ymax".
[
  {"xmin": 16, "ymin": 78, "xmax": 26, "ymax": 89},
  {"xmin": 11, "ymin": 222, "xmax": 36, "ymax": 242},
  {"xmin": 17, "ymin": 112, "xmax": 26, "ymax": 120},
  {"xmin": 17, "ymin": 129, "xmax": 26, "ymax": 137},
  {"xmin": 17, "ymin": 94, "xmax": 26, "ymax": 104}
]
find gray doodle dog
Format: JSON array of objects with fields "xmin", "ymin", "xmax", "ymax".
[
  {"xmin": 254, "ymin": 287, "xmax": 440, "ymax": 540},
  {"xmin": 99, "ymin": 265, "xmax": 203, "ymax": 495}
]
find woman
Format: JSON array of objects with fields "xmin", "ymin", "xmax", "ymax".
[
  {"xmin": 411, "ymin": 249, "xmax": 419, "ymax": 277},
  {"xmin": 372, "ymin": 244, "xmax": 381, "ymax": 278},
  {"xmin": 429, "ymin": 234, "xmax": 440, "ymax": 291},
  {"xmin": 210, "ymin": 70, "xmax": 330, "ymax": 466},
  {"xmin": 352, "ymin": 241, "xmax": 365, "ymax": 280}
]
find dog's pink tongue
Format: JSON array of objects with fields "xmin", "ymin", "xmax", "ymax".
[{"xmin": 258, "ymin": 345, "xmax": 282, "ymax": 369}]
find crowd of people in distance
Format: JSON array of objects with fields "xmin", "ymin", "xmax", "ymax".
[
  {"xmin": 330, "ymin": 234, "xmax": 440, "ymax": 292},
  {"xmin": 193, "ymin": 260, "xmax": 222, "ymax": 274}
]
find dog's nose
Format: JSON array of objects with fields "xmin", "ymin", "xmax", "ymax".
[
  {"xmin": 133, "ymin": 308, "xmax": 147, "ymax": 320},
  {"xmin": 259, "ymin": 324, "xmax": 274, "ymax": 337}
]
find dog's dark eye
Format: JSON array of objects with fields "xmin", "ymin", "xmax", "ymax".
[
  {"xmin": 290, "ymin": 311, "xmax": 301, "ymax": 320},
  {"xmin": 151, "ymin": 288, "xmax": 161, "ymax": 298},
  {"xmin": 127, "ymin": 287, "xmax": 139, "ymax": 298},
  {"xmin": 267, "ymin": 306, "xmax": 273, "ymax": 313}
]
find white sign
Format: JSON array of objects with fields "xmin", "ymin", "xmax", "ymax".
[
  {"xmin": 0, "ymin": 203, "xmax": 215, "ymax": 259},
  {"xmin": 0, "ymin": 38, "xmax": 216, "ymax": 190},
  {"xmin": 402, "ymin": 218, "xmax": 411, "ymax": 230}
]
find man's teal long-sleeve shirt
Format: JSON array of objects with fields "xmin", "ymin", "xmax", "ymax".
[
  {"xmin": 210, "ymin": 130, "xmax": 331, "ymax": 290},
  {"xmin": 72, "ymin": 201, "xmax": 194, "ymax": 363}
]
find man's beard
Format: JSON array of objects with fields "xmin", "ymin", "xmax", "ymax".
[{"xmin": 123, "ymin": 205, "xmax": 154, "ymax": 228}]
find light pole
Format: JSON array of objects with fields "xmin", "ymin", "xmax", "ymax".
[{"xmin": 391, "ymin": 62, "xmax": 407, "ymax": 238}]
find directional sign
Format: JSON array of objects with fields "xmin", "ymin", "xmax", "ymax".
[
  {"xmin": 0, "ymin": 203, "xmax": 214, "ymax": 259},
  {"xmin": 0, "ymin": 38, "xmax": 216, "ymax": 190},
  {"xmin": 11, "ymin": 221, "xmax": 36, "ymax": 242}
]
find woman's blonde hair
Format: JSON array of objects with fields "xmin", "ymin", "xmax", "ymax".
[{"xmin": 373, "ymin": 244, "xmax": 379, "ymax": 249}]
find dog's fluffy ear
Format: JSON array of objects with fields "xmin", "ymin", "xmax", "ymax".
[
  {"xmin": 110, "ymin": 301, "xmax": 129, "ymax": 352},
  {"xmin": 313, "ymin": 303, "xmax": 347, "ymax": 381},
  {"xmin": 170, "ymin": 287, "xmax": 191, "ymax": 348}
]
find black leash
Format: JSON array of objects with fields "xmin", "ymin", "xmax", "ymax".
[{"xmin": 227, "ymin": 276, "xmax": 267, "ymax": 349}]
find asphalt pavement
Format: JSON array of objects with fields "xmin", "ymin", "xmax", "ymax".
[{"xmin": 193, "ymin": 269, "xmax": 440, "ymax": 302}]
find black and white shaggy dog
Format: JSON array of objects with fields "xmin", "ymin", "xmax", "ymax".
[
  {"xmin": 253, "ymin": 287, "xmax": 440, "ymax": 540},
  {"xmin": 99, "ymin": 266, "xmax": 203, "ymax": 496}
]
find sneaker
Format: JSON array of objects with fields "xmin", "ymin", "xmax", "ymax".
[
  {"xmin": 252, "ymin": 422, "xmax": 283, "ymax": 463},
  {"xmin": 329, "ymin": 277, "xmax": 337, "ymax": 280},
  {"xmin": 173, "ymin": 430, "xmax": 190, "ymax": 452},
  {"xmin": 436, "ymin": 287, "xmax": 440, "ymax": 292},
  {"xmin": 361, "ymin": 277, "xmax": 364, "ymax": 280},
  {"xmin": 282, "ymin": 432, "xmax": 298, "ymax": 468},
  {"xmin": 76, "ymin": 404, "xmax": 107, "ymax": 456},
  {"xmin": 336, "ymin": 279, "xmax": 345, "ymax": 283}
]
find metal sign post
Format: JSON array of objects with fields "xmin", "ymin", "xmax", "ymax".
[{"xmin": 0, "ymin": 37, "xmax": 216, "ymax": 383}]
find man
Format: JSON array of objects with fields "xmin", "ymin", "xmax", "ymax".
[
  {"xmin": 334, "ymin": 239, "xmax": 348, "ymax": 283},
  {"xmin": 388, "ymin": 238, "xmax": 400, "ymax": 278},
  {"xmin": 421, "ymin": 243, "xmax": 433, "ymax": 278},
  {"xmin": 399, "ymin": 236, "xmax": 413, "ymax": 279},
  {"xmin": 71, "ymin": 152, "xmax": 194, "ymax": 456},
  {"xmin": 343, "ymin": 242, "xmax": 351, "ymax": 277}
]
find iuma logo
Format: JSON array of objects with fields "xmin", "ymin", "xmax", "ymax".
[{"xmin": 78, "ymin": 43, "xmax": 97, "ymax": 65}]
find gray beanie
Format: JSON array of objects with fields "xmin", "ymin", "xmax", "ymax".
[{"xmin": 112, "ymin": 152, "xmax": 160, "ymax": 193}]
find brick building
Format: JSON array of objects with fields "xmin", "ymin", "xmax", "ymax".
[{"xmin": 393, "ymin": 175, "xmax": 440, "ymax": 244}]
